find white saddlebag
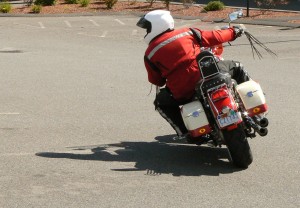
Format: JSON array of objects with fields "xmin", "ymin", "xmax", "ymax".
[
  {"xmin": 236, "ymin": 80, "xmax": 268, "ymax": 116},
  {"xmin": 181, "ymin": 101, "xmax": 211, "ymax": 137}
]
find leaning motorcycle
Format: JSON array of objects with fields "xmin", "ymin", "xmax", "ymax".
[{"xmin": 180, "ymin": 11, "xmax": 275, "ymax": 168}]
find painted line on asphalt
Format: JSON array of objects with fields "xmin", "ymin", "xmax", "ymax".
[
  {"xmin": 131, "ymin": 29, "xmax": 138, "ymax": 36},
  {"xmin": 64, "ymin": 20, "xmax": 72, "ymax": 28},
  {"xmin": 101, "ymin": 31, "xmax": 108, "ymax": 38},
  {"xmin": 14, "ymin": 22, "xmax": 41, "ymax": 29},
  {"xmin": 256, "ymin": 26, "xmax": 273, "ymax": 28},
  {"xmin": 89, "ymin": 19, "xmax": 100, "ymax": 27},
  {"xmin": 0, "ymin": 112, "xmax": 20, "ymax": 115},
  {"xmin": 38, "ymin": 22, "xmax": 45, "ymax": 29},
  {"xmin": 115, "ymin": 19, "xmax": 125, "ymax": 25}
]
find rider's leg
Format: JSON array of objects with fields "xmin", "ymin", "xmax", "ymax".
[
  {"xmin": 217, "ymin": 60, "xmax": 250, "ymax": 84},
  {"xmin": 154, "ymin": 88, "xmax": 188, "ymax": 136}
]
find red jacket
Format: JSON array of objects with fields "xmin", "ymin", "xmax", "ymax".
[{"xmin": 144, "ymin": 27, "xmax": 236, "ymax": 101}]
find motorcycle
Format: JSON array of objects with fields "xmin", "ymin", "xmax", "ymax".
[{"xmin": 180, "ymin": 11, "xmax": 275, "ymax": 168}]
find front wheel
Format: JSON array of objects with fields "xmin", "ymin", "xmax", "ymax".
[{"xmin": 222, "ymin": 124, "xmax": 253, "ymax": 168}]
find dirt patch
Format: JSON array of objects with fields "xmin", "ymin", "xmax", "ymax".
[
  {"xmin": 289, "ymin": 19, "xmax": 300, "ymax": 23},
  {"xmin": 11, "ymin": 1, "xmax": 300, "ymax": 21}
]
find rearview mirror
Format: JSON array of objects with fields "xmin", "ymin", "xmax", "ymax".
[{"xmin": 229, "ymin": 9, "xmax": 243, "ymax": 22}]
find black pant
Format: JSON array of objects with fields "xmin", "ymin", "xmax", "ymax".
[{"xmin": 154, "ymin": 60, "xmax": 250, "ymax": 136}]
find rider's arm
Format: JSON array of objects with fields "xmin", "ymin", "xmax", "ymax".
[
  {"xmin": 197, "ymin": 28, "xmax": 236, "ymax": 47},
  {"xmin": 144, "ymin": 59, "xmax": 166, "ymax": 87}
]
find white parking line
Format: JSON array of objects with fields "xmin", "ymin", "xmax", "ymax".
[
  {"xmin": 0, "ymin": 112, "xmax": 20, "ymax": 115},
  {"xmin": 131, "ymin": 29, "xmax": 138, "ymax": 36},
  {"xmin": 14, "ymin": 22, "xmax": 41, "ymax": 29},
  {"xmin": 64, "ymin": 20, "xmax": 72, "ymax": 28},
  {"xmin": 256, "ymin": 26, "xmax": 273, "ymax": 29},
  {"xmin": 89, "ymin": 19, "xmax": 99, "ymax": 27},
  {"xmin": 38, "ymin": 22, "xmax": 45, "ymax": 29},
  {"xmin": 115, "ymin": 19, "xmax": 125, "ymax": 25},
  {"xmin": 101, "ymin": 31, "xmax": 108, "ymax": 38}
]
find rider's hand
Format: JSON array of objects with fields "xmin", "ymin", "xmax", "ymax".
[{"xmin": 233, "ymin": 25, "xmax": 244, "ymax": 39}]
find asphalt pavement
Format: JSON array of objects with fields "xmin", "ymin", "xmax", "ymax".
[{"xmin": 0, "ymin": 11, "xmax": 299, "ymax": 208}]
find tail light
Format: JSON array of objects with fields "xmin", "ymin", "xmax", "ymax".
[
  {"xmin": 212, "ymin": 44, "xmax": 224, "ymax": 56},
  {"xmin": 208, "ymin": 86, "xmax": 242, "ymax": 129},
  {"xmin": 211, "ymin": 88, "xmax": 229, "ymax": 102}
]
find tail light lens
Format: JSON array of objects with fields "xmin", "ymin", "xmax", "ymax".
[
  {"xmin": 212, "ymin": 44, "xmax": 224, "ymax": 56},
  {"xmin": 211, "ymin": 89, "xmax": 229, "ymax": 102}
]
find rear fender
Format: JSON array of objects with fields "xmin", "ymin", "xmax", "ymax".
[{"xmin": 207, "ymin": 85, "xmax": 242, "ymax": 130}]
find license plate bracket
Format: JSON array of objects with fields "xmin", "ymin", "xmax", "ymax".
[{"xmin": 217, "ymin": 111, "xmax": 241, "ymax": 128}]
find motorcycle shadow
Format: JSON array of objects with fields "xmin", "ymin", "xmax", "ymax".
[{"xmin": 36, "ymin": 134, "xmax": 243, "ymax": 176}]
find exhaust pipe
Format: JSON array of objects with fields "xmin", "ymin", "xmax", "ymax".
[
  {"xmin": 254, "ymin": 116, "xmax": 269, "ymax": 128},
  {"xmin": 257, "ymin": 127, "xmax": 268, "ymax": 137},
  {"xmin": 244, "ymin": 115, "xmax": 268, "ymax": 137},
  {"xmin": 259, "ymin": 118, "xmax": 269, "ymax": 128}
]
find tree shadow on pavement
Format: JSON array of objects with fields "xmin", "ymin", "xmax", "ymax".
[{"xmin": 36, "ymin": 134, "xmax": 243, "ymax": 176}]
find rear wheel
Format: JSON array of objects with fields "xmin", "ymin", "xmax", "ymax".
[{"xmin": 223, "ymin": 124, "xmax": 253, "ymax": 168}]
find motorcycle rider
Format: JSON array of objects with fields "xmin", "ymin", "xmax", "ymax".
[{"xmin": 136, "ymin": 10, "xmax": 250, "ymax": 139}]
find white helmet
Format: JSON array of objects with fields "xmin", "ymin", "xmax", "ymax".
[{"xmin": 136, "ymin": 10, "xmax": 174, "ymax": 44}]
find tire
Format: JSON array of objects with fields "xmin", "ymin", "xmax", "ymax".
[{"xmin": 222, "ymin": 124, "xmax": 253, "ymax": 168}]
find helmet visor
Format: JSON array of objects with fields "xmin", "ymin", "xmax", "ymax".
[{"xmin": 136, "ymin": 16, "xmax": 152, "ymax": 34}]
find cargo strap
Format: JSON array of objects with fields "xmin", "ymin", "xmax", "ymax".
[{"xmin": 189, "ymin": 28, "xmax": 202, "ymax": 47}]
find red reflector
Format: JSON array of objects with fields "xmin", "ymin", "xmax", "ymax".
[
  {"xmin": 189, "ymin": 125, "xmax": 211, "ymax": 137},
  {"xmin": 211, "ymin": 89, "xmax": 229, "ymax": 101},
  {"xmin": 248, "ymin": 104, "xmax": 268, "ymax": 117}
]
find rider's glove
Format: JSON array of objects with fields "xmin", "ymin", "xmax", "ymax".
[{"xmin": 233, "ymin": 25, "xmax": 244, "ymax": 39}]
